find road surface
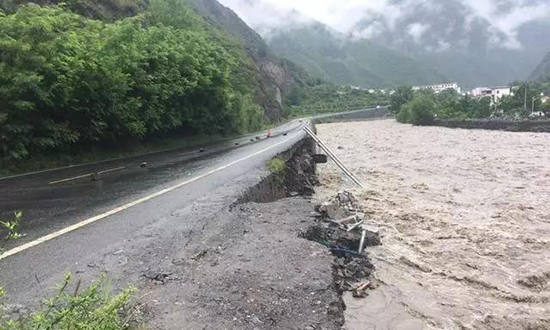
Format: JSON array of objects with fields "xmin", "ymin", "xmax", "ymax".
[
  {"xmin": 0, "ymin": 118, "xmax": 309, "ymax": 302},
  {"xmin": 0, "ymin": 107, "xmax": 385, "ymax": 307}
]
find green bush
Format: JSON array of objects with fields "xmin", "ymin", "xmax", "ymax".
[
  {"xmin": 267, "ymin": 156, "xmax": 286, "ymax": 184},
  {"xmin": 0, "ymin": 275, "xmax": 135, "ymax": 330},
  {"xmin": 396, "ymin": 105, "xmax": 411, "ymax": 123},
  {"xmin": 409, "ymin": 96, "xmax": 435, "ymax": 126},
  {"xmin": 0, "ymin": 211, "xmax": 23, "ymax": 240},
  {"xmin": 395, "ymin": 94, "xmax": 435, "ymax": 126},
  {"xmin": 389, "ymin": 86, "xmax": 413, "ymax": 114},
  {"xmin": 268, "ymin": 157, "xmax": 286, "ymax": 174},
  {"xmin": 0, "ymin": 3, "xmax": 262, "ymax": 163}
]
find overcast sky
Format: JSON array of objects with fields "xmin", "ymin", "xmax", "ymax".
[{"xmin": 218, "ymin": 0, "xmax": 550, "ymax": 49}]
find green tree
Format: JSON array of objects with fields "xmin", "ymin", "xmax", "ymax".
[
  {"xmin": 408, "ymin": 94, "xmax": 435, "ymax": 125},
  {"xmin": 396, "ymin": 93, "xmax": 435, "ymax": 125},
  {"xmin": 0, "ymin": 3, "xmax": 265, "ymax": 165},
  {"xmin": 389, "ymin": 86, "xmax": 414, "ymax": 114},
  {"xmin": 541, "ymin": 101, "xmax": 550, "ymax": 118}
]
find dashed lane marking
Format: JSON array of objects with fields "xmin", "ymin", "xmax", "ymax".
[{"xmin": 0, "ymin": 136, "xmax": 296, "ymax": 261}]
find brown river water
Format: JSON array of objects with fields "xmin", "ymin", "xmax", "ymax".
[{"xmin": 315, "ymin": 120, "xmax": 550, "ymax": 330}]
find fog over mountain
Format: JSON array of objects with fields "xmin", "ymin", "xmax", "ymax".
[{"xmin": 220, "ymin": 0, "xmax": 550, "ymax": 88}]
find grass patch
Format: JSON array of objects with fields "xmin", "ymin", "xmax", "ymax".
[
  {"xmin": 267, "ymin": 157, "xmax": 287, "ymax": 184},
  {"xmin": 0, "ymin": 274, "xmax": 136, "ymax": 330}
]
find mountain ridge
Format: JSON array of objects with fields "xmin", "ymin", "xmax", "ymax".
[
  {"xmin": 219, "ymin": 0, "xmax": 550, "ymax": 88},
  {"xmin": 266, "ymin": 22, "xmax": 448, "ymax": 88},
  {"xmin": 530, "ymin": 52, "xmax": 550, "ymax": 82}
]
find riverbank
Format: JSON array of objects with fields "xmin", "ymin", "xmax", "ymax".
[
  {"xmin": 432, "ymin": 118, "xmax": 550, "ymax": 133},
  {"xmin": 315, "ymin": 119, "xmax": 550, "ymax": 329}
]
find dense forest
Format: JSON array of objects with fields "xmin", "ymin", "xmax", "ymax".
[{"xmin": 0, "ymin": 0, "xmax": 267, "ymax": 164}]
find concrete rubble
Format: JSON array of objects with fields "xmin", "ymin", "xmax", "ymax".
[{"xmin": 305, "ymin": 191, "xmax": 380, "ymax": 299}]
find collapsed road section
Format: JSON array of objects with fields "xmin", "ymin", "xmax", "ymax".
[
  {"xmin": 127, "ymin": 132, "xmax": 380, "ymax": 329},
  {"xmin": 0, "ymin": 121, "xmax": 381, "ymax": 330}
]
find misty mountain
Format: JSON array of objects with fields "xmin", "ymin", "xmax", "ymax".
[
  {"xmin": 351, "ymin": 0, "xmax": 550, "ymax": 88},
  {"xmin": 530, "ymin": 52, "xmax": 550, "ymax": 82},
  {"xmin": 186, "ymin": 0, "xmax": 307, "ymax": 120},
  {"xmin": 267, "ymin": 23, "xmax": 447, "ymax": 88},
  {"xmin": 220, "ymin": 0, "xmax": 550, "ymax": 88}
]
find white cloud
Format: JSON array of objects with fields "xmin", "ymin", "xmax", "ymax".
[
  {"xmin": 219, "ymin": 0, "xmax": 550, "ymax": 49},
  {"xmin": 407, "ymin": 23, "xmax": 429, "ymax": 43},
  {"xmin": 460, "ymin": 0, "xmax": 550, "ymax": 49},
  {"xmin": 353, "ymin": 21, "xmax": 385, "ymax": 40}
]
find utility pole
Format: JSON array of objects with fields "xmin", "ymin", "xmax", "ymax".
[
  {"xmin": 532, "ymin": 93, "xmax": 543, "ymax": 116},
  {"xmin": 523, "ymin": 84, "xmax": 527, "ymax": 115}
]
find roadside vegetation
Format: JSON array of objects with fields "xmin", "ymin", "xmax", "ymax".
[
  {"xmin": 0, "ymin": 275, "xmax": 135, "ymax": 330},
  {"xmin": 285, "ymin": 82, "xmax": 389, "ymax": 117},
  {"xmin": 0, "ymin": 211, "xmax": 23, "ymax": 240},
  {"xmin": 0, "ymin": 0, "xmax": 263, "ymax": 171},
  {"xmin": 267, "ymin": 156, "xmax": 287, "ymax": 184},
  {"xmin": 391, "ymin": 81, "xmax": 550, "ymax": 126}
]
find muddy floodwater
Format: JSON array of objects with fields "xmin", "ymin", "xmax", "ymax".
[{"xmin": 315, "ymin": 120, "xmax": 550, "ymax": 330}]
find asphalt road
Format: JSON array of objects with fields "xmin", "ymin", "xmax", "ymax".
[
  {"xmin": 0, "ymin": 107, "xmax": 385, "ymax": 306},
  {"xmin": 0, "ymin": 118, "xmax": 310, "ymax": 299},
  {"xmin": 0, "ymin": 120, "xmax": 303, "ymax": 246}
]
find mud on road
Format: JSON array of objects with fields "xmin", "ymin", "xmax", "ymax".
[
  {"xmin": 140, "ymin": 198, "xmax": 345, "ymax": 330},
  {"xmin": 315, "ymin": 120, "xmax": 550, "ymax": 330}
]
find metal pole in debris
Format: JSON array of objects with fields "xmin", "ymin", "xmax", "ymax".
[
  {"xmin": 304, "ymin": 126, "xmax": 363, "ymax": 187},
  {"xmin": 304, "ymin": 126, "xmax": 363, "ymax": 186},
  {"xmin": 303, "ymin": 126, "xmax": 365, "ymax": 188},
  {"xmin": 358, "ymin": 230, "xmax": 367, "ymax": 254}
]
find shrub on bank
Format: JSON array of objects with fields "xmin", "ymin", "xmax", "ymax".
[
  {"xmin": 396, "ymin": 105, "xmax": 411, "ymax": 123},
  {"xmin": 0, "ymin": 275, "xmax": 135, "ymax": 330},
  {"xmin": 396, "ymin": 94, "xmax": 435, "ymax": 126}
]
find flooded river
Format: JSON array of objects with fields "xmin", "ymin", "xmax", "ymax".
[{"xmin": 315, "ymin": 120, "xmax": 550, "ymax": 330}]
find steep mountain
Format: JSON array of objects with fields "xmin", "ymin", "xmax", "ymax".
[
  {"xmin": 220, "ymin": 0, "xmax": 550, "ymax": 88},
  {"xmin": 186, "ymin": 0, "xmax": 306, "ymax": 120},
  {"xmin": 530, "ymin": 52, "xmax": 550, "ymax": 82},
  {"xmin": 267, "ymin": 23, "xmax": 447, "ymax": 88},
  {"xmin": 350, "ymin": 0, "xmax": 550, "ymax": 88}
]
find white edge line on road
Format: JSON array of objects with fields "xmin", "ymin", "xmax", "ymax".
[
  {"xmin": 99, "ymin": 166, "xmax": 127, "ymax": 175},
  {"xmin": 48, "ymin": 166, "xmax": 127, "ymax": 185},
  {"xmin": 49, "ymin": 173, "xmax": 93, "ymax": 185},
  {"xmin": 0, "ymin": 136, "xmax": 296, "ymax": 261},
  {"xmin": 0, "ymin": 119, "xmax": 303, "ymax": 182}
]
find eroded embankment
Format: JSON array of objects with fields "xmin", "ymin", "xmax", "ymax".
[
  {"xmin": 236, "ymin": 137, "xmax": 317, "ymax": 204},
  {"xmin": 234, "ymin": 135, "xmax": 379, "ymax": 328}
]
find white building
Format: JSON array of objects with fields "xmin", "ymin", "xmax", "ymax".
[
  {"xmin": 412, "ymin": 82, "xmax": 461, "ymax": 94},
  {"xmin": 470, "ymin": 86, "xmax": 512, "ymax": 104}
]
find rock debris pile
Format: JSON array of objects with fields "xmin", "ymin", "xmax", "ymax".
[{"xmin": 303, "ymin": 191, "xmax": 380, "ymax": 299}]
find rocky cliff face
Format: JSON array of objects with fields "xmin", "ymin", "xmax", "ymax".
[{"xmin": 188, "ymin": 0, "xmax": 303, "ymax": 121}]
